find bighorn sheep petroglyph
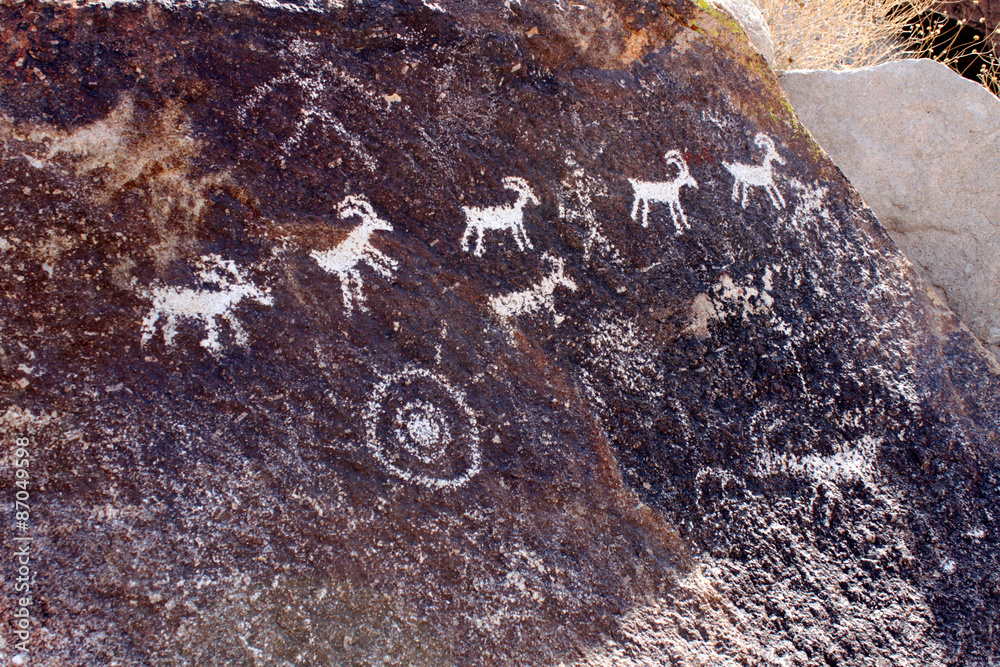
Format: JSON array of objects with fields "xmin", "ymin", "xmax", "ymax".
[
  {"xmin": 489, "ymin": 253, "xmax": 578, "ymax": 328},
  {"xmin": 460, "ymin": 176, "xmax": 539, "ymax": 256},
  {"xmin": 311, "ymin": 195, "xmax": 397, "ymax": 313},
  {"xmin": 140, "ymin": 255, "xmax": 273, "ymax": 354},
  {"xmin": 724, "ymin": 133, "xmax": 786, "ymax": 210},
  {"xmin": 628, "ymin": 150, "xmax": 699, "ymax": 233}
]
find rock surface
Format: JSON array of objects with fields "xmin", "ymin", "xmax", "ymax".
[
  {"xmin": 0, "ymin": 3, "xmax": 997, "ymax": 666},
  {"xmin": 781, "ymin": 58, "xmax": 1000, "ymax": 361}
]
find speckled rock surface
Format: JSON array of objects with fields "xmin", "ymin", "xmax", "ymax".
[{"xmin": 0, "ymin": 2, "xmax": 998, "ymax": 666}]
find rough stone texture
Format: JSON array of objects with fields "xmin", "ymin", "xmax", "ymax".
[
  {"xmin": 708, "ymin": 0, "xmax": 775, "ymax": 66},
  {"xmin": 0, "ymin": 2, "xmax": 997, "ymax": 666},
  {"xmin": 780, "ymin": 59, "xmax": 1000, "ymax": 361}
]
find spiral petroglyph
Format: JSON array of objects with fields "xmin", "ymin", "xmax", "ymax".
[{"xmin": 365, "ymin": 367, "xmax": 482, "ymax": 490}]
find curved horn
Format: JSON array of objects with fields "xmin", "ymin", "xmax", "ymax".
[
  {"xmin": 503, "ymin": 176, "xmax": 538, "ymax": 205},
  {"xmin": 754, "ymin": 134, "xmax": 776, "ymax": 151},
  {"xmin": 337, "ymin": 195, "xmax": 376, "ymax": 219},
  {"xmin": 663, "ymin": 149, "xmax": 687, "ymax": 171},
  {"xmin": 501, "ymin": 176, "xmax": 530, "ymax": 192}
]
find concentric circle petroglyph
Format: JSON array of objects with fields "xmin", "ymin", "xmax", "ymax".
[{"xmin": 365, "ymin": 367, "xmax": 481, "ymax": 490}]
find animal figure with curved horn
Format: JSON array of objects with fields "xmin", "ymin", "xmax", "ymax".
[
  {"xmin": 460, "ymin": 176, "xmax": 539, "ymax": 256},
  {"xmin": 724, "ymin": 133, "xmax": 786, "ymax": 210},
  {"xmin": 310, "ymin": 195, "xmax": 398, "ymax": 313},
  {"xmin": 628, "ymin": 150, "xmax": 699, "ymax": 233}
]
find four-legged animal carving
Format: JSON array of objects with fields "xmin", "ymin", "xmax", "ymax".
[
  {"xmin": 141, "ymin": 255, "xmax": 273, "ymax": 354},
  {"xmin": 489, "ymin": 253, "xmax": 578, "ymax": 327},
  {"xmin": 723, "ymin": 133, "xmax": 786, "ymax": 210},
  {"xmin": 628, "ymin": 150, "xmax": 699, "ymax": 233},
  {"xmin": 460, "ymin": 176, "xmax": 539, "ymax": 256},
  {"xmin": 311, "ymin": 195, "xmax": 398, "ymax": 313}
]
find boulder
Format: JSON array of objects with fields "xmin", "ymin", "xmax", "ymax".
[
  {"xmin": 780, "ymin": 58, "xmax": 1000, "ymax": 360},
  {"xmin": 0, "ymin": 2, "xmax": 998, "ymax": 666},
  {"xmin": 707, "ymin": 0, "xmax": 776, "ymax": 67}
]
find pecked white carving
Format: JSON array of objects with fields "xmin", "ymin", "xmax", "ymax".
[
  {"xmin": 723, "ymin": 133, "xmax": 786, "ymax": 210},
  {"xmin": 365, "ymin": 367, "xmax": 482, "ymax": 490},
  {"xmin": 237, "ymin": 39, "xmax": 386, "ymax": 170},
  {"xmin": 558, "ymin": 155, "xmax": 619, "ymax": 263},
  {"xmin": 489, "ymin": 253, "xmax": 578, "ymax": 329},
  {"xmin": 140, "ymin": 254, "xmax": 273, "ymax": 354},
  {"xmin": 310, "ymin": 195, "xmax": 397, "ymax": 313},
  {"xmin": 460, "ymin": 176, "xmax": 539, "ymax": 256},
  {"xmin": 628, "ymin": 150, "xmax": 698, "ymax": 233}
]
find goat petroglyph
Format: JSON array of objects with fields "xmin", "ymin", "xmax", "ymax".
[
  {"xmin": 628, "ymin": 150, "xmax": 698, "ymax": 233},
  {"xmin": 724, "ymin": 133, "xmax": 786, "ymax": 210},
  {"xmin": 310, "ymin": 195, "xmax": 397, "ymax": 313},
  {"xmin": 365, "ymin": 367, "xmax": 482, "ymax": 490},
  {"xmin": 460, "ymin": 176, "xmax": 539, "ymax": 256},
  {"xmin": 489, "ymin": 253, "xmax": 578, "ymax": 328},
  {"xmin": 140, "ymin": 255, "xmax": 273, "ymax": 354}
]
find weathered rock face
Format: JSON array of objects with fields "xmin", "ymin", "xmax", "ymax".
[
  {"xmin": 781, "ymin": 59, "xmax": 1000, "ymax": 361},
  {"xmin": 0, "ymin": 2, "xmax": 998, "ymax": 666}
]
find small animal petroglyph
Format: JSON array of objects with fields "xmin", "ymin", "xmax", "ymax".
[
  {"xmin": 140, "ymin": 254, "xmax": 273, "ymax": 354},
  {"xmin": 755, "ymin": 430, "xmax": 881, "ymax": 484},
  {"xmin": 628, "ymin": 150, "xmax": 698, "ymax": 233},
  {"xmin": 724, "ymin": 133, "xmax": 786, "ymax": 210},
  {"xmin": 460, "ymin": 176, "xmax": 539, "ymax": 256},
  {"xmin": 311, "ymin": 195, "xmax": 397, "ymax": 313},
  {"xmin": 365, "ymin": 366, "xmax": 482, "ymax": 491},
  {"xmin": 489, "ymin": 253, "xmax": 578, "ymax": 327}
]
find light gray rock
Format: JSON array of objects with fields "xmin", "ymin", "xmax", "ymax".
[
  {"xmin": 780, "ymin": 59, "xmax": 1000, "ymax": 359},
  {"xmin": 707, "ymin": 0, "xmax": 775, "ymax": 66}
]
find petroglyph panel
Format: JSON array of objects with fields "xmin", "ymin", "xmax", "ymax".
[{"xmin": 8, "ymin": 1, "xmax": 1000, "ymax": 663}]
